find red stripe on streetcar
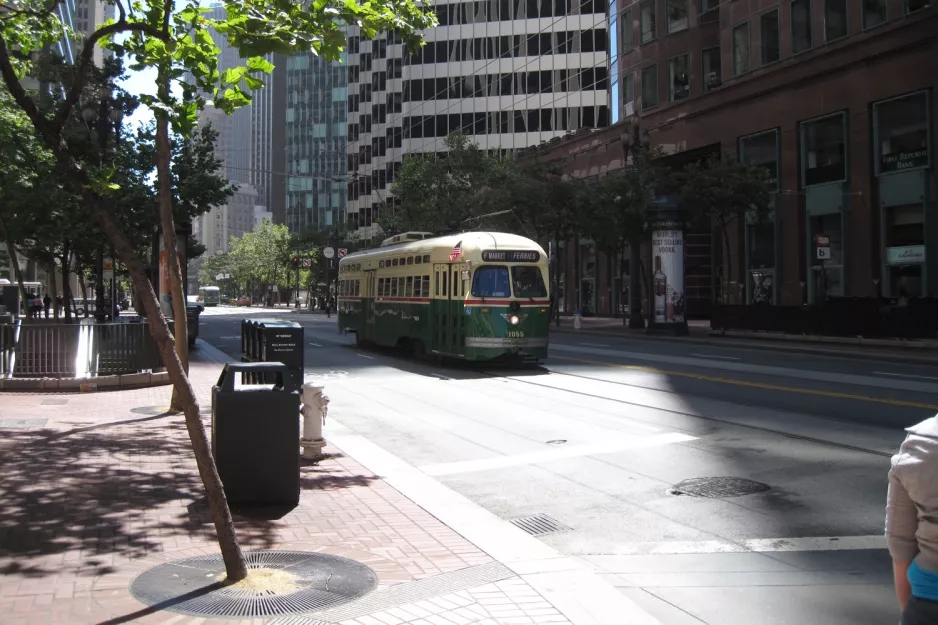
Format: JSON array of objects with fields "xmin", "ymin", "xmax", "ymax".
[
  {"xmin": 464, "ymin": 299, "xmax": 550, "ymax": 306},
  {"xmin": 376, "ymin": 297, "xmax": 431, "ymax": 303}
]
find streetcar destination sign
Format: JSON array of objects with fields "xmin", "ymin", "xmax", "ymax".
[{"xmin": 481, "ymin": 250, "xmax": 541, "ymax": 262}]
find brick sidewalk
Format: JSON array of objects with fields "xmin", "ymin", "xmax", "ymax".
[{"xmin": 0, "ymin": 350, "xmax": 571, "ymax": 625}]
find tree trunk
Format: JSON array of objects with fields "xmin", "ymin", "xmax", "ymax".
[
  {"xmin": 628, "ymin": 234, "xmax": 645, "ymax": 328},
  {"xmin": 48, "ymin": 252, "xmax": 58, "ymax": 320},
  {"xmin": 0, "ymin": 213, "xmax": 30, "ymax": 323},
  {"xmin": 0, "ymin": 55, "xmax": 245, "ymax": 578},
  {"xmin": 156, "ymin": 115, "xmax": 189, "ymax": 379},
  {"xmin": 78, "ymin": 268, "xmax": 89, "ymax": 318},
  {"xmin": 60, "ymin": 244, "xmax": 72, "ymax": 322},
  {"xmin": 720, "ymin": 219, "xmax": 732, "ymax": 305}
]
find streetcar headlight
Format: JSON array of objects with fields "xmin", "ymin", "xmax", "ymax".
[{"xmin": 509, "ymin": 315, "xmax": 520, "ymax": 326}]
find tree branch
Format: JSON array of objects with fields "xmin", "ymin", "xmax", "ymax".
[
  {"xmin": 0, "ymin": 33, "xmax": 56, "ymax": 146},
  {"xmin": 51, "ymin": 20, "xmax": 167, "ymax": 137}
]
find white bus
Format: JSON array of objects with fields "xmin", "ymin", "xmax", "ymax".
[{"xmin": 198, "ymin": 285, "xmax": 221, "ymax": 306}]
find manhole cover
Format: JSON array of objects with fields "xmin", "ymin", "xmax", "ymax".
[
  {"xmin": 670, "ymin": 477, "xmax": 770, "ymax": 499},
  {"xmin": 130, "ymin": 406, "xmax": 173, "ymax": 416},
  {"xmin": 0, "ymin": 418, "xmax": 49, "ymax": 429},
  {"xmin": 129, "ymin": 550, "xmax": 376, "ymax": 618},
  {"xmin": 510, "ymin": 513, "xmax": 571, "ymax": 536},
  {"xmin": 41, "ymin": 398, "xmax": 68, "ymax": 406}
]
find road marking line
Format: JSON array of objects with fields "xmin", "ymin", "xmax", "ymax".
[
  {"xmin": 309, "ymin": 342, "xmax": 322, "ymax": 347},
  {"xmin": 580, "ymin": 342, "xmax": 610, "ymax": 348},
  {"xmin": 219, "ymin": 336, "xmax": 240, "ymax": 340},
  {"xmin": 357, "ymin": 353, "xmax": 375, "ymax": 359},
  {"xmin": 550, "ymin": 355, "xmax": 938, "ymax": 410},
  {"xmin": 420, "ymin": 432, "xmax": 698, "ymax": 477},
  {"xmin": 875, "ymin": 371, "xmax": 938, "ymax": 381},
  {"xmin": 690, "ymin": 353, "xmax": 741, "ymax": 361},
  {"xmin": 608, "ymin": 535, "xmax": 886, "ymax": 555}
]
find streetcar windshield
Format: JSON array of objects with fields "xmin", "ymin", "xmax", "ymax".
[
  {"xmin": 471, "ymin": 266, "xmax": 510, "ymax": 297},
  {"xmin": 511, "ymin": 266, "xmax": 547, "ymax": 298}
]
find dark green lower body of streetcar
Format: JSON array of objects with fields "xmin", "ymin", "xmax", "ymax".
[{"xmin": 338, "ymin": 298, "xmax": 549, "ymax": 361}]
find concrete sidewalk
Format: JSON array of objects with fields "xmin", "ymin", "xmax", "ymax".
[
  {"xmin": 0, "ymin": 345, "xmax": 657, "ymax": 625},
  {"xmin": 552, "ymin": 315, "xmax": 938, "ymax": 362}
]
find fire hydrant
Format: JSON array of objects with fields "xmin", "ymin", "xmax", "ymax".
[
  {"xmin": 300, "ymin": 383, "xmax": 329, "ymax": 460},
  {"xmin": 573, "ymin": 308, "xmax": 582, "ymax": 330}
]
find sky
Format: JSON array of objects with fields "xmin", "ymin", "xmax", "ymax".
[{"xmin": 117, "ymin": 66, "xmax": 157, "ymax": 130}]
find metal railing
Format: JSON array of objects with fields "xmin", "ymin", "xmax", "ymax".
[{"xmin": 0, "ymin": 320, "xmax": 166, "ymax": 378}]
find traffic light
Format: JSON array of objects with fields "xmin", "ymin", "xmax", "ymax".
[{"xmin": 291, "ymin": 256, "xmax": 300, "ymax": 268}]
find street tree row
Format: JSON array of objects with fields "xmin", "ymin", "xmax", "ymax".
[{"xmin": 383, "ymin": 132, "xmax": 775, "ymax": 308}]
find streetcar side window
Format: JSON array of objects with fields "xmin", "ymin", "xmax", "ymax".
[
  {"xmin": 392, "ymin": 258, "xmax": 398, "ymax": 266},
  {"xmin": 423, "ymin": 255, "xmax": 430, "ymax": 263},
  {"xmin": 355, "ymin": 280, "xmax": 360, "ymax": 296},
  {"xmin": 407, "ymin": 256, "xmax": 414, "ymax": 265},
  {"xmin": 413, "ymin": 276, "xmax": 422, "ymax": 298},
  {"xmin": 511, "ymin": 266, "xmax": 547, "ymax": 298},
  {"xmin": 378, "ymin": 278, "xmax": 384, "ymax": 297},
  {"xmin": 471, "ymin": 266, "xmax": 510, "ymax": 297},
  {"xmin": 434, "ymin": 270, "xmax": 440, "ymax": 296},
  {"xmin": 391, "ymin": 277, "xmax": 399, "ymax": 297},
  {"xmin": 405, "ymin": 276, "xmax": 414, "ymax": 297},
  {"xmin": 415, "ymin": 255, "xmax": 422, "ymax": 265},
  {"xmin": 442, "ymin": 271, "xmax": 447, "ymax": 297},
  {"xmin": 422, "ymin": 275, "xmax": 430, "ymax": 298}
]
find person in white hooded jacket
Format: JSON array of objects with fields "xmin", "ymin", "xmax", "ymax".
[{"xmin": 886, "ymin": 416, "xmax": 938, "ymax": 624}]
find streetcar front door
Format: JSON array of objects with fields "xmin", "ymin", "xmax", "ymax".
[
  {"xmin": 364, "ymin": 270, "xmax": 376, "ymax": 340},
  {"xmin": 432, "ymin": 263, "xmax": 465, "ymax": 356}
]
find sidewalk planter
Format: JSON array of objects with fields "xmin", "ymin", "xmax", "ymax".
[
  {"xmin": 711, "ymin": 298, "xmax": 938, "ymax": 340},
  {"xmin": 211, "ymin": 362, "xmax": 301, "ymax": 506}
]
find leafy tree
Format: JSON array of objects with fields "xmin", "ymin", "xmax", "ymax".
[
  {"xmin": 674, "ymin": 153, "xmax": 773, "ymax": 304},
  {"xmin": 228, "ymin": 220, "xmax": 294, "ymax": 305},
  {"xmin": 0, "ymin": 0, "xmax": 435, "ymax": 581},
  {"xmin": 383, "ymin": 133, "xmax": 516, "ymax": 235},
  {"xmin": 584, "ymin": 147, "xmax": 666, "ymax": 323}
]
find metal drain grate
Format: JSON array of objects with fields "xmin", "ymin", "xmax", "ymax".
[
  {"xmin": 670, "ymin": 477, "xmax": 771, "ymax": 499},
  {"xmin": 129, "ymin": 550, "xmax": 376, "ymax": 618},
  {"xmin": 0, "ymin": 419, "xmax": 49, "ymax": 429},
  {"xmin": 510, "ymin": 513, "xmax": 571, "ymax": 536},
  {"xmin": 41, "ymin": 399, "xmax": 68, "ymax": 406}
]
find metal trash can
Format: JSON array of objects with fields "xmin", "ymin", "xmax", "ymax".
[
  {"xmin": 240, "ymin": 319, "xmax": 304, "ymax": 389},
  {"xmin": 211, "ymin": 362, "xmax": 301, "ymax": 506},
  {"xmin": 186, "ymin": 302, "xmax": 203, "ymax": 347}
]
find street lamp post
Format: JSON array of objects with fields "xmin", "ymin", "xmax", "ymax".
[
  {"xmin": 621, "ymin": 117, "xmax": 649, "ymax": 329},
  {"xmin": 82, "ymin": 88, "xmax": 123, "ymax": 323}
]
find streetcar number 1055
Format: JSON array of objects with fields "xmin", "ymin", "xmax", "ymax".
[{"xmin": 507, "ymin": 331, "xmax": 525, "ymax": 338}]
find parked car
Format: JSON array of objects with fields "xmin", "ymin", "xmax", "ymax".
[{"xmin": 237, "ymin": 295, "xmax": 252, "ymax": 306}]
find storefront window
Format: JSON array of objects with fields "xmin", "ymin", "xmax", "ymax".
[
  {"xmin": 809, "ymin": 214, "xmax": 844, "ymax": 301},
  {"xmin": 884, "ymin": 204, "xmax": 925, "ymax": 297},
  {"xmin": 740, "ymin": 129, "xmax": 779, "ymax": 304},
  {"xmin": 873, "ymin": 91, "xmax": 930, "ymax": 175},
  {"xmin": 801, "ymin": 113, "xmax": 847, "ymax": 187}
]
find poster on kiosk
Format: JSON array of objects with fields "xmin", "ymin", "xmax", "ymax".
[{"xmin": 649, "ymin": 206, "xmax": 687, "ymax": 334}]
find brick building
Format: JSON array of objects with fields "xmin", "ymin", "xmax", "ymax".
[{"xmin": 531, "ymin": 0, "xmax": 936, "ymax": 318}]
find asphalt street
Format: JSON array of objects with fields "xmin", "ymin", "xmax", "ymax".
[{"xmin": 197, "ymin": 305, "xmax": 930, "ymax": 625}]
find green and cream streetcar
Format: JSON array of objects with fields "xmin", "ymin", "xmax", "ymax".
[{"xmin": 337, "ymin": 231, "xmax": 550, "ymax": 362}]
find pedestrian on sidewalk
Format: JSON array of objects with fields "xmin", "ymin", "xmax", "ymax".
[{"xmin": 886, "ymin": 415, "xmax": 938, "ymax": 624}]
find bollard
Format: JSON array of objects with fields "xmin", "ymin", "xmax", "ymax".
[
  {"xmin": 300, "ymin": 383, "xmax": 329, "ymax": 460},
  {"xmin": 573, "ymin": 308, "xmax": 582, "ymax": 330}
]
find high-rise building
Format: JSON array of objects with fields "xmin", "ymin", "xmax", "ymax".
[
  {"xmin": 344, "ymin": 0, "xmax": 610, "ymax": 235},
  {"xmin": 283, "ymin": 53, "xmax": 348, "ymax": 234},
  {"xmin": 528, "ymin": 0, "xmax": 937, "ymax": 316}
]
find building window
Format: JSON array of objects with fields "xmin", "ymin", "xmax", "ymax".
[
  {"xmin": 825, "ymin": 0, "xmax": 848, "ymax": 41},
  {"xmin": 611, "ymin": 80, "xmax": 621, "ymax": 123},
  {"xmin": 791, "ymin": 0, "xmax": 812, "ymax": 54},
  {"xmin": 666, "ymin": 0, "xmax": 688, "ymax": 33},
  {"xmin": 733, "ymin": 23, "xmax": 750, "ymax": 76},
  {"xmin": 622, "ymin": 8, "xmax": 634, "ymax": 52},
  {"xmin": 801, "ymin": 112, "xmax": 847, "ymax": 186},
  {"xmin": 699, "ymin": 0, "xmax": 718, "ymax": 22},
  {"xmin": 702, "ymin": 46, "xmax": 721, "ymax": 91},
  {"xmin": 623, "ymin": 72, "xmax": 635, "ymax": 116},
  {"xmin": 739, "ymin": 129, "xmax": 780, "ymax": 191},
  {"xmin": 905, "ymin": 0, "xmax": 931, "ymax": 13},
  {"xmin": 640, "ymin": 0, "xmax": 656, "ymax": 43},
  {"xmin": 761, "ymin": 10, "xmax": 780, "ymax": 65},
  {"xmin": 873, "ymin": 91, "xmax": 930, "ymax": 175},
  {"xmin": 641, "ymin": 64, "xmax": 658, "ymax": 110},
  {"xmin": 668, "ymin": 54, "xmax": 690, "ymax": 101},
  {"xmin": 862, "ymin": 0, "xmax": 887, "ymax": 28}
]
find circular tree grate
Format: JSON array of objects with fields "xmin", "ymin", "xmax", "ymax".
[
  {"xmin": 670, "ymin": 477, "xmax": 770, "ymax": 499},
  {"xmin": 129, "ymin": 550, "xmax": 376, "ymax": 619}
]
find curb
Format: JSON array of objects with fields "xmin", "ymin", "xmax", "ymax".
[
  {"xmin": 0, "ymin": 370, "xmax": 171, "ymax": 392},
  {"xmin": 549, "ymin": 325, "xmax": 938, "ymax": 364}
]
